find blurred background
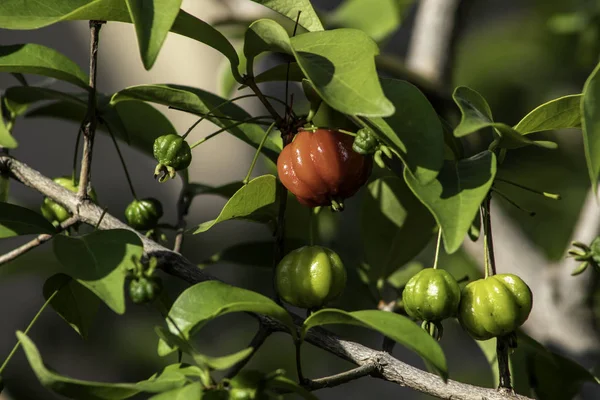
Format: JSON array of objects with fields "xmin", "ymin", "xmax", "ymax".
[{"xmin": 0, "ymin": 0, "xmax": 599, "ymax": 398}]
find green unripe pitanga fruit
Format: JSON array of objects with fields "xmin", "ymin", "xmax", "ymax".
[
  {"xmin": 352, "ymin": 128, "xmax": 378, "ymax": 155},
  {"xmin": 402, "ymin": 268, "xmax": 461, "ymax": 322},
  {"xmin": 275, "ymin": 246, "xmax": 347, "ymax": 309},
  {"xmin": 153, "ymin": 134, "xmax": 192, "ymax": 182},
  {"xmin": 129, "ymin": 277, "xmax": 162, "ymax": 304},
  {"xmin": 458, "ymin": 274, "xmax": 533, "ymax": 340},
  {"xmin": 41, "ymin": 176, "xmax": 97, "ymax": 225},
  {"xmin": 125, "ymin": 198, "xmax": 163, "ymax": 230}
]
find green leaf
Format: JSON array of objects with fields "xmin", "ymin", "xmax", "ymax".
[
  {"xmin": 110, "ymin": 84, "xmax": 280, "ymax": 163},
  {"xmin": 452, "ymin": 86, "xmax": 494, "ymax": 137},
  {"xmin": 199, "ymin": 239, "xmax": 305, "ymax": 268},
  {"xmin": 194, "ymin": 348, "xmax": 254, "ymax": 371},
  {"xmin": 452, "ymin": 86, "xmax": 556, "ymax": 150},
  {"xmin": 0, "ymin": 44, "xmax": 88, "ymax": 89},
  {"xmin": 4, "ymin": 86, "xmax": 85, "ymax": 111},
  {"xmin": 187, "ymin": 182, "xmax": 244, "ymax": 199},
  {"xmin": 244, "ymin": 19, "xmax": 293, "ymax": 75},
  {"xmin": 0, "ymin": 201, "xmax": 56, "ymax": 237},
  {"xmin": 302, "ymin": 309, "xmax": 447, "ymax": 379},
  {"xmin": 17, "ymin": 332, "xmax": 188, "ymax": 399},
  {"xmin": 364, "ymin": 79, "xmax": 444, "ymax": 183},
  {"xmin": 0, "ymin": 114, "xmax": 17, "ymax": 148},
  {"xmin": 328, "ymin": 0, "xmax": 413, "ymax": 42},
  {"xmin": 582, "ymin": 61, "xmax": 600, "ymax": 192},
  {"xmin": 158, "ymin": 281, "xmax": 295, "ymax": 355},
  {"xmin": 386, "ymin": 261, "xmax": 424, "ymax": 289},
  {"xmin": 362, "ymin": 176, "xmax": 435, "ymax": 281},
  {"xmin": 266, "ymin": 376, "xmax": 319, "ymax": 400},
  {"xmin": 193, "ymin": 175, "xmax": 278, "ymax": 233},
  {"xmin": 0, "ymin": 1, "xmax": 241, "ymax": 81},
  {"xmin": 53, "ymin": 229, "xmax": 143, "ymax": 314},
  {"xmin": 43, "ymin": 274, "xmax": 100, "ymax": 339},
  {"xmin": 125, "ymin": 0, "xmax": 182, "ymax": 70},
  {"xmin": 148, "ymin": 382, "xmax": 203, "ymax": 400},
  {"xmin": 514, "ymin": 94, "xmax": 582, "ymax": 135},
  {"xmin": 250, "ymin": 0, "xmax": 324, "ymax": 32},
  {"xmin": 251, "ymin": 62, "xmax": 305, "ymax": 86},
  {"xmin": 291, "ymin": 29, "xmax": 394, "ymax": 117},
  {"xmin": 405, "ymin": 151, "xmax": 497, "ymax": 254}
]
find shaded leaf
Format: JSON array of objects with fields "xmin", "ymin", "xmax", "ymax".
[
  {"xmin": 194, "ymin": 348, "xmax": 254, "ymax": 371},
  {"xmin": 362, "ymin": 176, "xmax": 435, "ymax": 281},
  {"xmin": 0, "ymin": 112, "xmax": 17, "ymax": 148},
  {"xmin": 581, "ymin": 61, "xmax": 600, "ymax": 192},
  {"xmin": 0, "ymin": 44, "xmax": 88, "ymax": 89},
  {"xmin": 158, "ymin": 281, "xmax": 295, "ymax": 355},
  {"xmin": 250, "ymin": 0, "xmax": 324, "ymax": 32},
  {"xmin": 53, "ymin": 229, "xmax": 143, "ymax": 314},
  {"xmin": 0, "ymin": 201, "xmax": 56, "ymax": 237},
  {"xmin": 364, "ymin": 79, "xmax": 444, "ymax": 183},
  {"xmin": 405, "ymin": 151, "xmax": 497, "ymax": 254},
  {"xmin": 266, "ymin": 376, "xmax": 318, "ymax": 400},
  {"xmin": 302, "ymin": 309, "xmax": 447, "ymax": 379},
  {"xmin": 148, "ymin": 382, "xmax": 203, "ymax": 400},
  {"xmin": 4, "ymin": 86, "xmax": 85, "ymax": 111},
  {"xmin": 199, "ymin": 239, "xmax": 305, "ymax": 268},
  {"xmin": 125, "ymin": 0, "xmax": 183, "ymax": 70},
  {"xmin": 110, "ymin": 84, "xmax": 279, "ymax": 163},
  {"xmin": 193, "ymin": 175, "xmax": 278, "ymax": 234},
  {"xmin": 291, "ymin": 29, "xmax": 394, "ymax": 117},
  {"xmin": 452, "ymin": 86, "xmax": 494, "ymax": 137},
  {"xmin": 251, "ymin": 62, "xmax": 305, "ymax": 86},
  {"xmin": 244, "ymin": 19, "xmax": 292, "ymax": 74},
  {"xmin": 514, "ymin": 94, "xmax": 582, "ymax": 134},
  {"xmin": 17, "ymin": 332, "xmax": 188, "ymax": 399},
  {"xmin": 328, "ymin": 0, "xmax": 413, "ymax": 42},
  {"xmin": 43, "ymin": 273, "xmax": 100, "ymax": 339}
]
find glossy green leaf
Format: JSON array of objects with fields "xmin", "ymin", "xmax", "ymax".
[
  {"xmin": 193, "ymin": 175, "xmax": 278, "ymax": 233},
  {"xmin": 302, "ymin": 309, "xmax": 447, "ymax": 379},
  {"xmin": 244, "ymin": 19, "xmax": 292, "ymax": 75},
  {"xmin": 110, "ymin": 84, "xmax": 280, "ymax": 162},
  {"xmin": 0, "ymin": 1, "xmax": 241, "ymax": 81},
  {"xmin": 53, "ymin": 229, "xmax": 143, "ymax": 314},
  {"xmin": 17, "ymin": 332, "xmax": 188, "ymax": 399},
  {"xmin": 148, "ymin": 382, "xmax": 203, "ymax": 400},
  {"xmin": 0, "ymin": 44, "xmax": 88, "ymax": 89},
  {"xmin": 405, "ymin": 151, "xmax": 496, "ymax": 254},
  {"xmin": 291, "ymin": 29, "xmax": 394, "ymax": 117},
  {"xmin": 452, "ymin": 86, "xmax": 494, "ymax": 137},
  {"xmin": 328, "ymin": 0, "xmax": 413, "ymax": 42},
  {"xmin": 364, "ymin": 79, "xmax": 444, "ymax": 183},
  {"xmin": 493, "ymin": 123, "xmax": 557, "ymax": 150},
  {"xmin": 250, "ymin": 0, "xmax": 324, "ymax": 32},
  {"xmin": 582, "ymin": 61, "xmax": 600, "ymax": 192},
  {"xmin": 252, "ymin": 62, "xmax": 305, "ymax": 85},
  {"xmin": 0, "ymin": 201, "xmax": 56, "ymax": 237},
  {"xmin": 362, "ymin": 176, "xmax": 435, "ymax": 281},
  {"xmin": 125, "ymin": 0, "xmax": 182, "ymax": 70},
  {"xmin": 158, "ymin": 280, "xmax": 295, "ymax": 355},
  {"xmin": 4, "ymin": 86, "xmax": 85, "ymax": 111},
  {"xmin": 514, "ymin": 94, "xmax": 582, "ymax": 134},
  {"xmin": 43, "ymin": 274, "xmax": 100, "ymax": 339},
  {"xmin": 266, "ymin": 376, "xmax": 318, "ymax": 400}
]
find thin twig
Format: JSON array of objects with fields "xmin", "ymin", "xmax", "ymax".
[
  {"xmin": 77, "ymin": 20, "xmax": 104, "ymax": 201},
  {"xmin": 225, "ymin": 323, "xmax": 272, "ymax": 379},
  {"xmin": 303, "ymin": 362, "xmax": 379, "ymax": 391},
  {"xmin": 173, "ymin": 186, "xmax": 192, "ymax": 254},
  {"xmin": 244, "ymin": 79, "xmax": 284, "ymax": 126},
  {"xmin": 496, "ymin": 337, "xmax": 512, "ymax": 391},
  {"xmin": 0, "ymin": 155, "xmax": 534, "ymax": 400},
  {"xmin": 0, "ymin": 216, "xmax": 79, "ymax": 266}
]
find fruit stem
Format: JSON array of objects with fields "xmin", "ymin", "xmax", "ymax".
[
  {"xmin": 0, "ymin": 284, "xmax": 62, "ymax": 374},
  {"xmin": 496, "ymin": 336, "xmax": 513, "ymax": 392},
  {"xmin": 495, "ymin": 178, "xmax": 560, "ymax": 200},
  {"xmin": 433, "ymin": 228, "xmax": 442, "ymax": 269},
  {"xmin": 189, "ymin": 116, "xmax": 271, "ymax": 149},
  {"xmin": 481, "ymin": 194, "xmax": 497, "ymax": 277},
  {"xmin": 243, "ymin": 122, "xmax": 276, "ymax": 185},
  {"xmin": 105, "ymin": 120, "xmax": 137, "ymax": 199}
]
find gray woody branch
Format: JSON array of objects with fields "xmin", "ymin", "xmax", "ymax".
[{"xmin": 0, "ymin": 155, "xmax": 532, "ymax": 400}]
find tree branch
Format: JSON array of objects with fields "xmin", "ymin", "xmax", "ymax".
[
  {"xmin": 0, "ymin": 154, "xmax": 532, "ymax": 400},
  {"xmin": 303, "ymin": 362, "xmax": 379, "ymax": 391},
  {"xmin": 77, "ymin": 20, "xmax": 104, "ymax": 201}
]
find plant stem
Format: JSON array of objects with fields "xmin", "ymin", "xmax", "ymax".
[
  {"xmin": 244, "ymin": 79, "xmax": 284, "ymax": 126},
  {"xmin": 224, "ymin": 323, "xmax": 272, "ymax": 379},
  {"xmin": 0, "ymin": 287, "xmax": 61, "ymax": 374},
  {"xmin": 482, "ymin": 194, "xmax": 497, "ymax": 276},
  {"xmin": 295, "ymin": 339, "xmax": 305, "ymax": 383},
  {"xmin": 433, "ymin": 228, "xmax": 442, "ymax": 269},
  {"xmin": 77, "ymin": 20, "xmax": 104, "ymax": 200},
  {"xmin": 243, "ymin": 122, "xmax": 276, "ymax": 185},
  {"xmin": 303, "ymin": 362, "xmax": 378, "ymax": 390},
  {"xmin": 174, "ymin": 181, "xmax": 191, "ymax": 254},
  {"xmin": 105, "ymin": 121, "xmax": 137, "ymax": 199},
  {"xmin": 189, "ymin": 117, "xmax": 270, "ymax": 149},
  {"xmin": 0, "ymin": 216, "xmax": 79, "ymax": 267},
  {"xmin": 496, "ymin": 336, "xmax": 512, "ymax": 391},
  {"xmin": 495, "ymin": 178, "xmax": 560, "ymax": 200}
]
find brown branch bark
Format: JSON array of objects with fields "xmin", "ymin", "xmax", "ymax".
[{"xmin": 0, "ymin": 154, "xmax": 532, "ymax": 400}]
